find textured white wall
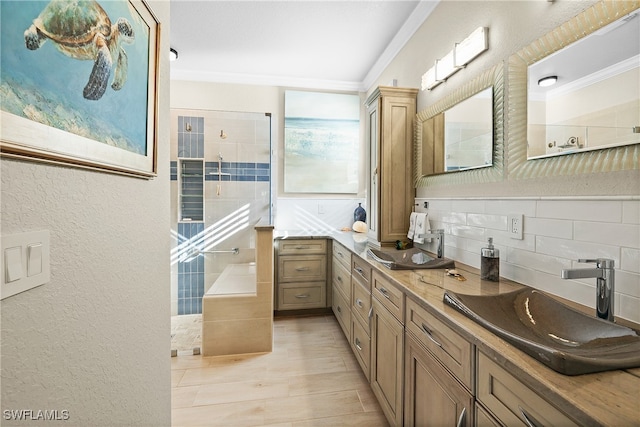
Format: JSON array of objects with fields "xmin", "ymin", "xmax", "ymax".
[{"xmin": 0, "ymin": 1, "xmax": 172, "ymax": 425}]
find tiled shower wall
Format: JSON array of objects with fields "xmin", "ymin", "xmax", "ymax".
[
  {"xmin": 414, "ymin": 197, "xmax": 640, "ymax": 323},
  {"xmin": 170, "ymin": 111, "xmax": 271, "ymax": 315}
]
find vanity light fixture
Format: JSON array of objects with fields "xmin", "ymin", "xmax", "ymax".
[
  {"xmin": 454, "ymin": 27, "xmax": 489, "ymax": 67},
  {"xmin": 436, "ymin": 50, "xmax": 458, "ymax": 82},
  {"xmin": 170, "ymin": 48, "xmax": 178, "ymax": 61},
  {"xmin": 421, "ymin": 26, "xmax": 489, "ymax": 91},
  {"xmin": 538, "ymin": 75, "xmax": 558, "ymax": 87}
]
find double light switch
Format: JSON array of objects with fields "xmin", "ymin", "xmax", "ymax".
[{"xmin": 1, "ymin": 230, "xmax": 50, "ymax": 299}]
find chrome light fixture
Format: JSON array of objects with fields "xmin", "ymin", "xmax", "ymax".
[
  {"xmin": 170, "ymin": 48, "xmax": 178, "ymax": 61},
  {"xmin": 537, "ymin": 75, "xmax": 558, "ymax": 87},
  {"xmin": 421, "ymin": 27, "xmax": 489, "ymax": 91}
]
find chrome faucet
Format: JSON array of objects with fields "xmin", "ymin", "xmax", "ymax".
[
  {"xmin": 417, "ymin": 229, "xmax": 445, "ymax": 258},
  {"xmin": 561, "ymin": 258, "xmax": 615, "ymax": 322}
]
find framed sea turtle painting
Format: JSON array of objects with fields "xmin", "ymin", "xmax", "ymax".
[{"xmin": 0, "ymin": 0, "xmax": 159, "ymax": 178}]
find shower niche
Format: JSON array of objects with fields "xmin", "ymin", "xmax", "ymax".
[{"xmin": 179, "ymin": 159, "xmax": 204, "ymax": 222}]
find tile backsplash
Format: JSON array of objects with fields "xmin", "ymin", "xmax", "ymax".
[{"xmin": 415, "ymin": 197, "xmax": 640, "ymax": 324}]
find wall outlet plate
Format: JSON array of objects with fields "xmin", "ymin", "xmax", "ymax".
[{"xmin": 508, "ymin": 214, "xmax": 524, "ymax": 240}]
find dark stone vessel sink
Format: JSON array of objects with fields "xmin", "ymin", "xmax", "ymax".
[
  {"xmin": 367, "ymin": 247, "xmax": 455, "ymax": 270},
  {"xmin": 443, "ymin": 288, "xmax": 640, "ymax": 375}
]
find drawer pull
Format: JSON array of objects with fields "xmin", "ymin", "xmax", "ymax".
[
  {"xmin": 337, "ymin": 305, "xmax": 342, "ymax": 313},
  {"xmin": 368, "ymin": 307, "xmax": 373, "ymax": 319},
  {"xmin": 456, "ymin": 407, "xmax": 466, "ymax": 427},
  {"xmin": 519, "ymin": 406, "xmax": 543, "ymax": 427},
  {"xmin": 337, "ymin": 276, "xmax": 343, "ymax": 283},
  {"xmin": 354, "ymin": 266, "xmax": 365, "ymax": 278},
  {"xmin": 295, "ymin": 267, "xmax": 310, "ymax": 271},
  {"xmin": 337, "ymin": 251, "xmax": 344, "ymax": 258},
  {"xmin": 378, "ymin": 287, "xmax": 391, "ymax": 299},
  {"xmin": 356, "ymin": 298, "xmax": 364, "ymax": 308},
  {"xmin": 294, "ymin": 245, "xmax": 310, "ymax": 249},
  {"xmin": 355, "ymin": 338, "xmax": 363, "ymax": 351},
  {"xmin": 295, "ymin": 294, "xmax": 310, "ymax": 299},
  {"xmin": 421, "ymin": 323, "xmax": 443, "ymax": 348}
]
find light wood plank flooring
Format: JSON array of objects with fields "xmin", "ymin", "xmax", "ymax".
[{"xmin": 171, "ymin": 314, "xmax": 388, "ymax": 426}]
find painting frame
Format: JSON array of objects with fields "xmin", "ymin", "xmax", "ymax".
[{"xmin": 0, "ymin": 0, "xmax": 160, "ymax": 179}]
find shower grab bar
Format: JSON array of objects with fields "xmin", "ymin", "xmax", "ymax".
[{"xmin": 198, "ymin": 248, "xmax": 240, "ymax": 255}]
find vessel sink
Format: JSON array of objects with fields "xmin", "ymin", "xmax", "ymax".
[
  {"xmin": 367, "ymin": 247, "xmax": 455, "ymax": 270},
  {"xmin": 443, "ymin": 288, "xmax": 640, "ymax": 375}
]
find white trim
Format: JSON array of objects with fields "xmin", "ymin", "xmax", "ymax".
[
  {"xmin": 362, "ymin": 0, "xmax": 439, "ymax": 90},
  {"xmin": 170, "ymin": 69, "xmax": 364, "ymax": 92}
]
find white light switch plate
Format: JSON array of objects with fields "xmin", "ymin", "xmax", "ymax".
[{"xmin": 1, "ymin": 230, "xmax": 50, "ymax": 299}]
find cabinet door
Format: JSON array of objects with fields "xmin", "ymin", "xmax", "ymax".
[
  {"xmin": 371, "ymin": 297, "xmax": 404, "ymax": 427},
  {"xmin": 332, "ymin": 284, "xmax": 350, "ymax": 341},
  {"xmin": 379, "ymin": 94, "xmax": 416, "ymax": 243},
  {"xmin": 404, "ymin": 332, "xmax": 473, "ymax": 427}
]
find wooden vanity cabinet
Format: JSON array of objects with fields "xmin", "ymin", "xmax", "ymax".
[
  {"xmin": 365, "ymin": 86, "xmax": 418, "ymax": 247},
  {"xmin": 404, "ymin": 296, "xmax": 474, "ymax": 427},
  {"xmin": 276, "ymin": 239, "xmax": 327, "ymax": 310},
  {"xmin": 331, "ymin": 240, "xmax": 351, "ymax": 340},
  {"xmin": 350, "ymin": 255, "xmax": 372, "ymax": 380},
  {"xmin": 477, "ymin": 351, "xmax": 579, "ymax": 427},
  {"xmin": 370, "ymin": 271, "xmax": 405, "ymax": 427}
]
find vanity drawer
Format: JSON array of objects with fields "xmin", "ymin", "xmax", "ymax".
[
  {"xmin": 332, "ymin": 240, "xmax": 351, "ymax": 270},
  {"xmin": 332, "ymin": 258, "xmax": 351, "ymax": 299},
  {"xmin": 352, "ymin": 255, "xmax": 372, "ymax": 290},
  {"xmin": 279, "ymin": 239, "xmax": 327, "ymax": 255},
  {"xmin": 372, "ymin": 271, "xmax": 404, "ymax": 324},
  {"xmin": 351, "ymin": 315, "xmax": 371, "ymax": 380},
  {"xmin": 477, "ymin": 351, "xmax": 579, "ymax": 427},
  {"xmin": 405, "ymin": 297, "xmax": 473, "ymax": 391},
  {"xmin": 278, "ymin": 255, "xmax": 326, "ymax": 283},
  {"xmin": 332, "ymin": 283, "xmax": 351, "ymax": 341},
  {"xmin": 351, "ymin": 279, "xmax": 372, "ymax": 329},
  {"xmin": 279, "ymin": 283, "xmax": 325, "ymax": 309}
]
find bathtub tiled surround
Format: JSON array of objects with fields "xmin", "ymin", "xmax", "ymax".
[{"xmin": 414, "ymin": 197, "xmax": 640, "ymax": 323}]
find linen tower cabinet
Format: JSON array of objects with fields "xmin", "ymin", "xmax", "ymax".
[{"xmin": 365, "ymin": 86, "xmax": 418, "ymax": 247}]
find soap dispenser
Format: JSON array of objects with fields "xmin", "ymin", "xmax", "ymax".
[{"xmin": 481, "ymin": 237, "xmax": 500, "ymax": 281}]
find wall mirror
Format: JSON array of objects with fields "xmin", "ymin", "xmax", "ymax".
[
  {"xmin": 508, "ymin": 0, "xmax": 639, "ymax": 179},
  {"xmin": 527, "ymin": 10, "xmax": 639, "ymax": 159},
  {"xmin": 415, "ymin": 63, "xmax": 503, "ymax": 187}
]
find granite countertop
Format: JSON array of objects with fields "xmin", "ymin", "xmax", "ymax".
[{"xmin": 276, "ymin": 229, "xmax": 640, "ymax": 426}]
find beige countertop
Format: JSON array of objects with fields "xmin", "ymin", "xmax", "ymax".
[{"xmin": 276, "ymin": 229, "xmax": 640, "ymax": 426}]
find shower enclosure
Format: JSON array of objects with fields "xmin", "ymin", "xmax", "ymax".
[{"xmin": 169, "ymin": 109, "xmax": 272, "ymax": 352}]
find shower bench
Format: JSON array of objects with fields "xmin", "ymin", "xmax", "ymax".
[{"xmin": 201, "ymin": 220, "xmax": 274, "ymax": 356}]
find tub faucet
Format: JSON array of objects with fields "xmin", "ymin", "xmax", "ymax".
[
  {"xmin": 561, "ymin": 258, "xmax": 615, "ymax": 322},
  {"xmin": 417, "ymin": 229, "xmax": 445, "ymax": 258}
]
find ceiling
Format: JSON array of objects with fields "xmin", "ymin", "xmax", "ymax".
[{"xmin": 169, "ymin": 0, "xmax": 439, "ymax": 91}]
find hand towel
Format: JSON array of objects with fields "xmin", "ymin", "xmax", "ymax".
[
  {"xmin": 407, "ymin": 212, "xmax": 418, "ymax": 239},
  {"xmin": 413, "ymin": 213, "xmax": 430, "ymax": 244}
]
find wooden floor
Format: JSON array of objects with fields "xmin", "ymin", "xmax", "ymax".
[{"xmin": 171, "ymin": 314, "xmax": 389, "ymax": 427}]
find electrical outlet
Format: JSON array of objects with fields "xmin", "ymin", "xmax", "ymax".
[{"xmin": 508, "ymin": 214, "xmax": 524, "ymax": 240}]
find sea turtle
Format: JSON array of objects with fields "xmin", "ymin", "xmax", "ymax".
[{"xmin": 24, "ymin": 0, "xmax": 135, "ymax": 100}]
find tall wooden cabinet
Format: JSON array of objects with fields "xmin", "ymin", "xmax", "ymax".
[{"xmin": 365, "ymin": 86, "xmax": 418, "ymax": 247}]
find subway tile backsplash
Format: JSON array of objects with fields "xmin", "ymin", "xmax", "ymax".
[{"xmin": 415, "ymin": 197, "xmax": 640, "ymax": 324}]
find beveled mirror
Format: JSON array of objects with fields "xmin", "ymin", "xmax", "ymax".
[
  {"xmin": 508, "ymin": 0, "xmax": 639, "ymax": 179},
  {"xmin": 415, "ymin": 63, "xmax": 503, "ymax": 187},
  {"xmin": 527, "ymin": 10, "xmax": 639, "ymax": 159}
]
